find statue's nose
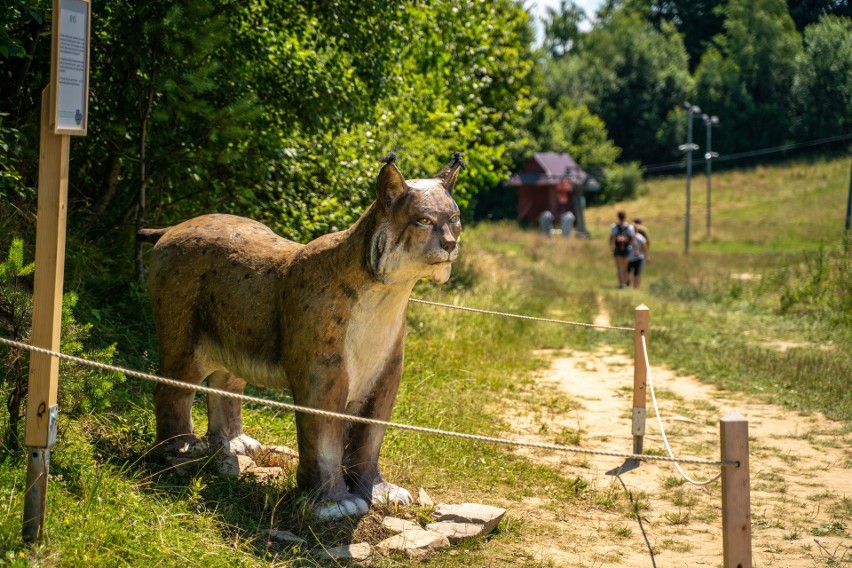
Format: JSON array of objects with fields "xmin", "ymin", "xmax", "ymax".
[{"xmin": 441, "ymin": 239, "xmax": 457, "ymax": 253}]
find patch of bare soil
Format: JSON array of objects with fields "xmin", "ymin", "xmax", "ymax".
[{"xmin": 500, "ymin": 347, "xmax": 851, "ymax": 567}]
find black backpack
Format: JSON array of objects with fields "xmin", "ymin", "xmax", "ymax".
[{"xmin": 614, "ymin": 224, "xmax": 630, "ymax": 253}]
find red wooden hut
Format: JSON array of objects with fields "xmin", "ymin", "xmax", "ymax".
[{"xmin": 505, "ymin": 152, "xmax": 593, "ymax": 223}]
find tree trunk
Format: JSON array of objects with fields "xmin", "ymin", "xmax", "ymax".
[
  {"xmin": 4, "ymin": 18, "xmax": 44, "ymax": 114},
  {"xmin": 135, "ymin": 87, "xmax": 155, "ymax": 283},
  {"xmin": 91, "ymin": 147, "xmax": 124, "ymax": 222}
]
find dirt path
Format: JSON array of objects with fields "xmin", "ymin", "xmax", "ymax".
[{"xmin": 500, "ymin": 346, "xmax": 852, "ymax": 567}]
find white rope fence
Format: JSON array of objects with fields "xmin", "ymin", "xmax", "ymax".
[
  {"xmin": 409, "ymin": 298, "xmax": 635, "ymax": 332},
  {"xmin": 642, "ymin": 334, "xmax": 724, "ymax": 485},
  {"xmin": 0, "ymin": 334, "xmax": 734, "ymax": 468}
]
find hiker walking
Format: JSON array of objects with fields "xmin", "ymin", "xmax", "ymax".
[
  {"xmin": 609, "ymin": 211, "xmax": 636, "ymax": 288},
  {"xmin": 627, "ymin": 230, "xmax": 648, "ymax": 288},
  {"xmin": 633, "ymin": 217, "xmax": 650, "ymax": 262}
]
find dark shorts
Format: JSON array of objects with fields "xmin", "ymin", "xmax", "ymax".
[
  {"xmin": 613, "ymin": 248, "xmax": 630, "ymax": 257},
  {"xmin": 628, "ymin": 258, "xmax": 644, "ymax": 275}
]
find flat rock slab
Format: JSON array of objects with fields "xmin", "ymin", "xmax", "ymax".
[
  {"xmin": 382, "ymin": 517, "xmax": 421, "ymax": 534},
  {"xmin": 262, "ymin": 529, "xmax": 305, "ymax": 545},
  {"xmin": 312, "ymin": 542, "xmax": 371, "ymax": 562},
  {"xmin": 425, "ymin": 521, "xmax": 488, "ymax": 544},
  {"xmin": 377, "ymin": 528, "xmax": 450, "ymax": 559},
  {"xmin": 432, "ymin": 503, "xmax": 506, "ymax": 535}
]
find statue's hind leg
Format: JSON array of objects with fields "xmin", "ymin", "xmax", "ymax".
[
  {"xmin": 154, "ymin": 352, "xmax": 206, "ymax": 454},
  {"xmin": 206, "ymin": 370, "xmax": 261, "ymax": 455}
]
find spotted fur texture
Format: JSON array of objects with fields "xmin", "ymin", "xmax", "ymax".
[{"xmin": 141, "ymin": 154, "xmax": 463, "ymax": 520}]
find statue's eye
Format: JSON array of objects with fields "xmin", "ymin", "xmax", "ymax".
[
  {"xmin": 417, "ymin": 218, "xmax": 433, "ymax": 225},
  {"xmin": 450, "ymin": 215, "xmax": 460, "ymax": 223}
]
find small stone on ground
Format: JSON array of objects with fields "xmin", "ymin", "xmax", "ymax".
[
  {"xmin": 432, "ymin": 503, "xmax": 506, "ymax": 535},
  {"xmin": 312, "ymin": 542, "xmax": 371, "ymax": 562},
  {"xmin": 418, "ymin": 487, "xmax": 434, "ymax": 506},
  {"xmin": 382, "ymin": 517, "xmax": 421, "ymax": 534},
  {"xmin": 377, "ymin": 528, "xmax": 450, "ymax": 558},
  {"xmin": 425, "ymin": 521, "xmax": 487, "ymax": 543}
]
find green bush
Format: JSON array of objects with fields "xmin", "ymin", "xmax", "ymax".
[
  {"xmin": 774, "ymin": 236, "xmax": 852, "ymax": 327},
  {"xmin": 0, "ymin": 238, "xmax": 124, "ymax": 452},
  {"xmin": 596, "ymin": 161, "xmax": 644, "ymax": 204}
]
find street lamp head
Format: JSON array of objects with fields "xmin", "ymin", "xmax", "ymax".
[
  {"xmin": 702, "ymin": 114, "xmax": 718, "ymax": 125},
  {"xmin": 683, "ymin": 102, "xmax": 702, "ymax": 114}
]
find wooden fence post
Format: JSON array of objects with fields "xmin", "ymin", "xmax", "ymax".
[
  {"xmin": 23, "ymin": 0, "xmax": 90, "ymax": 542},
  {"xmin": 720, "ymin": 411, "xmax": 752, "ymax": 568},
  {"xmin": 632, "ymin": 304, "xmax": 649, "ymax": 455},
  {"xmin": 22, "ymin": 86, "xmax": 70, "ymax": 543}
]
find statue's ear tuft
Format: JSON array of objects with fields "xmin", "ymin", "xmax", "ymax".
[
  {"xmin": 435, "ymin": 152, "xmax": 466, "ymax": 194},
  {"xmin": 376, "ymin": 153, "xmax": 407, "ymax": 209}
]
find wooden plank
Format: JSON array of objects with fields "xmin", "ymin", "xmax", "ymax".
[
  {"xmin": 24, "ymin": 86, "xmax": 70, "ymax": 448},
  {"xmin": 721, "ymin": 411, "xmax": 752, "ymax": 568},
  {"xmin": 632, "ymin": 304, "xmax": 649, "ymax": 454}
]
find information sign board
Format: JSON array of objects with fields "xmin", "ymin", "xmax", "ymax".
[{"xmin": 51, "ymin": 0, "xmax": 90, "ymax": 135}]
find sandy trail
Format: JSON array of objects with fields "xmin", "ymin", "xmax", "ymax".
[{"xmin": 500, "ymin": 345, "xmax": 851, "ymax": 567}]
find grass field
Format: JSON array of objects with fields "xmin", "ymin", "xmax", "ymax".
[{"xmin": 0, "ymin": 153, "xmax": 849, "ymax": 566}]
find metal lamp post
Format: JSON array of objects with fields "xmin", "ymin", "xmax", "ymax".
[
  {"xmin": 679, "ymin": 102, "xmax": 701, "ymax": 255},
  {"xmin": 702, "ymin": 114, "xmax": 720, "ymax": 238}
]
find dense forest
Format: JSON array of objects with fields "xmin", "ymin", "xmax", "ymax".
[{"xmin": 1, "ymin": 0, "xmax": 851, "ymax": 442}]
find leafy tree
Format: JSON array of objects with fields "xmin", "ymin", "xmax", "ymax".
[
  {"xmin": 244, "ymin": 0, "xmax": 538, "ymax": 241},
  {"xmin": 0, "ymin": 0, "xmax": 49, "ymax": 109},
  {"xmin": 556, "ymin": 9, "xmax": 691, "ymax": 163},
  {"xmin": 793, "ymin": 15, "xmax": 852, "ymax": 139},
  {"xmin": 537, "ymin": 97, "xmax": 645, "ymax": 203},
  {"xmin": 542, "ymin": 0, "xmax": 586, "ymax": 58},
  {"xmin": 536, "ymin": 97, "xmax": 621, "ymax": 169},
  {"xmin": 620, "ymin": 0, "xmax": 726, "ymax": 71},
  {"xmin": 786, "ymin": 0, "xmax": 852, "ymax": 31},
  {"xmin": 0, "ymin": 0, "xmax": 50, "ymax": 213},
  {"xmin": 694, "ymin": 0, "xmax": 802, "ymax": 153}
]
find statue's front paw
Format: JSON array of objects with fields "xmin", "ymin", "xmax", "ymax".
[
  {"xmin": 313, "ymin": 496, "xmax": 370, "ymax": 521},
  {"xmin": 371, "ymin": 482, "xmax": 413, "ymax": 506}
]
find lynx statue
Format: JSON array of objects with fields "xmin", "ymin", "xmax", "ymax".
[{"xmin": 139, "ymin": 153, "xmax": 463, "ymax": 520}]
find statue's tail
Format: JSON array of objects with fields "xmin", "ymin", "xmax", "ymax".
[{"xmin": 136, "ymin": 228, "xmax": 168, "ymax": 244}]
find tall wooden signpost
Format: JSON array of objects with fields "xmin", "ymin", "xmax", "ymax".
[{"xmin": 23, "ymin": 0, "xmax": 90, "ymax": 543}]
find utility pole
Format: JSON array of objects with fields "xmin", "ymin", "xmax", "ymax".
[
  {"xmin": 679, "ymin": 103, "xmax": 701, "ymax": 255},
  {"xmin": 703, "ymin": 114, "xmax": 720, "ymax": 238},
  {"xmin": 846, "ymin": 159, "xmax": 851, "ymax": 234}
]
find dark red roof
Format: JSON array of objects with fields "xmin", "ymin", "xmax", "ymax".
[
  {"xmin": 506, "ymin": 152, "xmax": 592, "ymax": 187},
  {"xmin": 533, "ymin": 152, "xmax": 582, "ymax": 176}
]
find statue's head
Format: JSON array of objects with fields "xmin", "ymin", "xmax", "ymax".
[{"xmin": 369, "ymin": 152, "xmax": 464, "ymax": 284}]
